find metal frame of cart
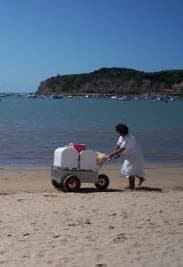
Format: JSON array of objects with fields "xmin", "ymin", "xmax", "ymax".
[{"xmin": 51, "ymin": 165, "xmax": 109, "ymax": 192}]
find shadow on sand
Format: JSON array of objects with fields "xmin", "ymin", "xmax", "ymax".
[
  {"xmin": 53, "ymin": 186, "xmax": 162, "ymax": 194},
  {"xmin": 136, "ymin": 186, "xmax": 162, "ymax": 192},
  {"xmin": 77, "ymin": 186, "xmax": 162, "ymax": 193},
  {"xmin": 77, "ymin": 188, "xmax": 123, "ymax": 194}
]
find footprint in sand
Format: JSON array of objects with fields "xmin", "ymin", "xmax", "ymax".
[
  {"xmin": 23, "ymin": 233, "xmax": 30, "ymax": 236},
  {"xmin": 17, "ymin": 199, "xmax": 24, "ymax": 202},
  {"xmin": 96, "ymin": 254, "xmax": 104, "ymax": 261},
  {"xmin": 95, "ymin": 264, "xmax": 107, "ymax": 267},
  {"xmin": 113, "ymin": 233, "xmax": 127, "ymax": 243},
  {"xmin": 53, "ymin": 235, "xmax": 61, "ymax": 239}
]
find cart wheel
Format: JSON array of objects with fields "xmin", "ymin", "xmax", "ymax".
[
  {"xmin": 63, "ymin": 175, "xmax": 80, "ymax": 192},
  {"xmin": 51, "ymin": 180, "xmax": 63, "ymax": 190},
  {"xmin": 95, "ymin": 174, "xmax": 109, "ymax": 190}
]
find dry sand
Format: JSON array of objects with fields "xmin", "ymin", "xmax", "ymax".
[{"xmin": 0, "ymin": 163, "xmax": 183, "ymax": 267}]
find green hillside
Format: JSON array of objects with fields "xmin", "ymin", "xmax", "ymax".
[{"xmin": 36, "ymin": 67, "xmax": 183, "ymax": 95}]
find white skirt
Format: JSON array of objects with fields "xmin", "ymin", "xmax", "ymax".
[{"xmin": 121, "ymin": 150, "xmax": 145, "ymax": 178}]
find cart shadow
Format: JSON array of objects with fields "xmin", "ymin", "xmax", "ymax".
[
  {"xmin": 77, "ymin": 188, "xmax": 123, "ymax": 194},
  {"xmin": 136, "ymin": 186, "xmax": 162, "ymax": 192}
]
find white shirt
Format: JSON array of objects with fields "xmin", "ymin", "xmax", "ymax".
[{"xmin": 117, "ymin": 134, "xmax": 138, "ymax": 156}]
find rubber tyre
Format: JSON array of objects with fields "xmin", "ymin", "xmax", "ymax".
[
  {"xmin": 51, "ymin": 180, "xmax": 63, "ymax": 190},
  {"xmin": 63, "ymin": 175, "xmax": 81, "ymax": 192},
  {"xmin": 95, "ymin": 174, "xmax": 109, "ymax": 190}
]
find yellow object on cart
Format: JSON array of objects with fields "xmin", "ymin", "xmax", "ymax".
[{"xmin": 96, "ymin": 152, "xmax": 109, "ymax": 166}]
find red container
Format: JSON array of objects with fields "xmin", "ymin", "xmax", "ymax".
[{"xmin": 69, "ymin": 143, "xmax": 87, "ymax": 152}]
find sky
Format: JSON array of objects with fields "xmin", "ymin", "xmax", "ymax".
[{"xmin": 0, "ymin": 0, "xmax": 183, "ymax": 92}]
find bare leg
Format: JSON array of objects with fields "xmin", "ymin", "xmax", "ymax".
[
  {"xmin": 124, "ymin": 176, "xmax": 135, "ymax": 190},
  {"xmin": 136, "ymin": 176, "xmax": 146, "ymax": 186}
]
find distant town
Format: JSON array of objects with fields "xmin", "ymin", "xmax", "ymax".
[{"xmin": 0, "ymin": 92, "xmax": 182, "ymax": 103}]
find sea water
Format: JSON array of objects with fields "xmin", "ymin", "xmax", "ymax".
[{"xmin": 0, "ymin": 96, "xmax": 182, "ymax": 165}]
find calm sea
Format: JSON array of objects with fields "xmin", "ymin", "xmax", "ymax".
[{"xmin": 0, "ymin": 96, "xmax": 182, "ymax": 166}]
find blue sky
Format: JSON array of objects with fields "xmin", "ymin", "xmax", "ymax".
[{"xmin": 0, "ymin": 0, "xmax": 183, "ymax": 92}]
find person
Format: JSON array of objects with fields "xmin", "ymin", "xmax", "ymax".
[{"xmin": 109, "ymin": 123, "xmax": 145, "ymax": 190}]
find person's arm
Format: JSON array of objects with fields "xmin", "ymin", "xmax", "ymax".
[
  {"xmin": 113, "ymin": 144, "xmax": 120, "ymax": 152},
  {"xmin": 109, "ymin": 146, "xmax": 125, "ymax": 159},
  {"xmin": 112, "ymin": 145, "xmax": 121, "ymax": 158}
]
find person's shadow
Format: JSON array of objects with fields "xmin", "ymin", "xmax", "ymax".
[{"xmin": 135, "ymin": 186, "xmax": 162, "ymax": 192}]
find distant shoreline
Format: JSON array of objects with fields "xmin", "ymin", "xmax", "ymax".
[{"xmin": 1, "ymin": 92, "xmax": 183, "ymax": 98}]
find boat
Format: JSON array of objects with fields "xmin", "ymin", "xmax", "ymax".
[
  {"xmin": 28, "ymin": 93, "xmax": 38, "ymax": 98},
  {"xmin": 51, "ymin": 94, "xmax": 63, "ymax": 99}
]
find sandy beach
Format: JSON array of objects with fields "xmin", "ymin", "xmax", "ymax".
[{"xmin": 0, "ymin": 163, "xmax": 183, "ymax": 267}]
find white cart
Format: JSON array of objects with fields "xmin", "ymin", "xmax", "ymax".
[{"xmin": 50, "ymin": 147, "xmax": 109, "ymax": 192}]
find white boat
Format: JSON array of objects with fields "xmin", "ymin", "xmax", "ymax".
[
  {"xmin": 119, "ymin": 96, "xmax": 132, "ymax": 101},
  {"xmin": 28, "ymin": 93, "xmax": 38, "ymax": 98}
]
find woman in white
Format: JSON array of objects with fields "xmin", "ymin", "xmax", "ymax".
[{"xmin": 109, "ymin": 124, "xmax": 145, "ymax": 190}]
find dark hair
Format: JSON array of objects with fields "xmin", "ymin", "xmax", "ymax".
[{"xmin": 115, "ymin": 124, "xmax": 129, "ymax": 136}]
